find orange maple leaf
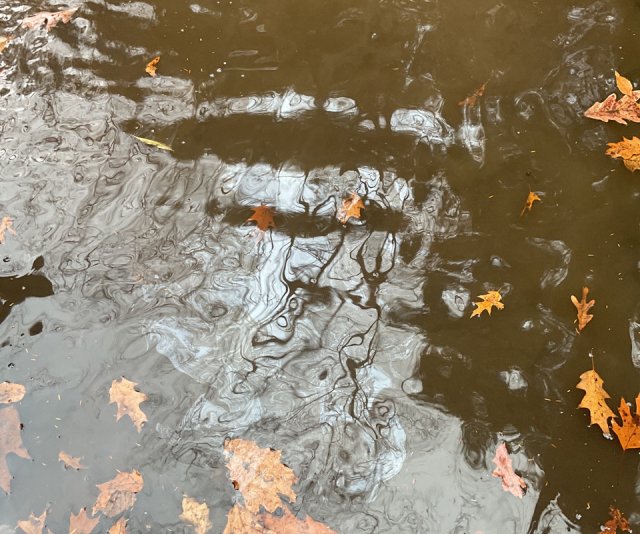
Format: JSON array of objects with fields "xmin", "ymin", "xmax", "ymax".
[
  {"xmin": 611, "ymin": 394, "xmax": 640, "ymax": 451},
  {"xmin": 584, "ymin": 72, "xmax": 640, "ymax": 125},
  {"xmin": 0, "ymin": 405, "xmax": 31, "ymax": 494},
  {"xmin": 571, "ymin": 287, "xmax": 595, "ymax": 332},
  {"xmin": 69, "ymin": 507, "xmax": 99, "ymax": 534},
  {"xmin": 602, "ymin": 506, "xmax": 632, "ymax": 533},
  {"xmin": 606, "ymin": 137, "xmax": 640, "ymax": 173},
  {"xmin": 247, "ymin": 205, "xmax": 276, "ymax": 232},
  {"xmin": 145, "ymin": 56, "xmax": 160, "ymax": 77},
  {"xmin": 93, "ymin": 470, "xmax": 144, "ymax": 517},
  {"xmin": 109, "ymin": 377, "xmax": 148, "ymax": 432},
  {"xmin": 576, "ymin": 368, "xmax": 615, "ymax": 435},
  {"xmin": 520, "ymin": 191, "xmax": 541, "ymax": 216},
  {"xmin": 470, "ymin": 290, "xmax": 504, "ymax": 318},
  {"xmin": 337, "ymin": 193, "xmax": 364, "ymax": 224}
]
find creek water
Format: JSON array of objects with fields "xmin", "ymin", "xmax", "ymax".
[{"xmin": 1, "ymin": 0, "xmax": 639, "ymax": 532}]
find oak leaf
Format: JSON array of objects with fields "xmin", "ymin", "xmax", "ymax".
[
  {"xmin": 145, "ymin": 57, "xmax": 160, "ymax": 77},
  {"xmin": 93, "ymin": 469, "xmax": 143, "ymax": 517},
  {"xmin": 0, "ymin": 381, "xmax": 25, "ymax": 403},
  {"xmin": 606, "ymin": 137, "xmax": 640, "ymax": 173},
  {"xmin": 576, "ymin": 369, "xmax": 615, "ymax": 435},
  {"xmin": 59, "ymin": 450, "xmax": 86, "ymax": 470},
  {"xmin": 0, "ymin": 216, "xmax": 16, "ymax": 244},
  {"xmin": 247, "ymin": 205, "xmax": 276, "ymax": 232},
  {"xmin": 520, "ymin": 191, "xmax": 541, "ymax": 216},
  {"xmin": 611, "ymin": 394, "xmax": 640, "ymax": 451},
  {"xmin": 22, "ymin": 8, "xmax": 78, "ymax": 31},
  {"xmin": 571, "ymin": 287, "xmax": 594, "ymax": 331},
  {"xmin": 69, "ymin": 507, "xmax": 99, "ymax": 534},
  {"xmin": 584, "ymin": 72, "xmax": 640, "ymax": 125},
  {"xmin": 0, "ymin": 405, "xmax": 31, "ymax": 493},
  {"xmin": 491, "ymin": 442, "xmax": 526, "ymax": 498},
  {"xmin": 470, "ymin": 290, "xmax": 504, "ymax": 318},
  {"xmin": 602, "ymin": 506, "xmax": 631, "ymax": 533},
  {"xmin": 109, "ymin": 378, "xmax": 148, "ymax": 432},
  {"xmin": 16, "ymin": 510, "xmax": 47, "ymax": 534},
  {"xmin": 337, "ymin": 193, "xmax": 364, "ymax": 224},
  {"xmin": 180, "ymin": 496, "xmax": 212, "ymax": 534},
  {"xmin": 224, "ymin": 504, "xmax": 336, "ymax": 534},
  {"xmin": 108, "ymin": 518, "xmax": 127, "ymax": 534}
]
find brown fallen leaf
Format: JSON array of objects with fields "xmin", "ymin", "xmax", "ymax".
[
  {"xmin": 59, "ymin": 450, "xmax": 86, "ymax": 470},
  {"xmin": 0, "ymin": 381, "xmax": 25, "ymax": 404},
  {"xmin": 225, "ymin": 438, "xmax": 296, "ymax": 513},
  {"xmin": 224, "ymin": 503, "xmax": 336, "ymax": 534},
  {"xmin": 180, "ymin": 496, "xmax": 212, "ymax": 534},
  {"xmin": 459, "ymin": 82, "xmax": 487, "ymax": 107},
  {"xmin": 470, "ymin": 290, "xmax": 504, "ymax": 318},
  {"xmin": 247, "ymin": 205, "xmax": 276, "ymax": 232},
  {"xmin": 109, "ymin": 377, "xmax": 147, "ymax": 432},
  {"xmin": 93, "ymin": 470, "xmax": 143, "ymax": 517},
  {"xmin": 337, "ymin": 193, "xmax": 364, "ymax": 224},
  {"xmin": 520, "ymin": 191, "xmax": 541, "ymax": 216},
  {"xmin": 571, "ymin": 287, "xmax": 595, "ymax": 332},
  {"xmin": 0, "ymin": 405, "xmax": 31, "ymax": 494},
  {"xmin": 145, "ymin": 56, "xmax": 160, "ymax": 77},
  {"xmin": 491, "ymin": 442, "xmax": 526, "ymax": 498},
  {"xmin": 602, "ymin": 506, "xmax": 632, "ymax": 533},
  {"xmin": 606, "ymin": 137, "xmax": 640, "ymax": 173},
  {"xmin": 108, "ymin": 518, "xmax": 127, "ymax": 534},
  {"xmin": 0, "ymin": 36, "xmax": 13, "ymax": 54},
  {"xmin": 576, "ymin": 368, "xmax": 615, "ymax": 435},
  {"xmin": 22, "ymin": 8, "xmax": 78, "ymax": 31},
  {"xmin": 584, "ymin": 72, "xmax": 640, "ymax": 125},
  {"xmin": 0, "ymin": 216, "xmax": 17, "ymax": 244},
  {"xmin": 69, "ymin": 507, "xmax": 99, "ymax": 534},
  {"xmin": 611, "ymin": 394, "xmax": 640, "ymax": 451},
  {"xmin": 17, "ymin": 510, "xmax": 47, "ymax": 534}
]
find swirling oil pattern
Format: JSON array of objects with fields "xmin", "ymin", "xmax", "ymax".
[{"xmin": 0, "ymin": 0, "xmax": 639, "ymax": 532}]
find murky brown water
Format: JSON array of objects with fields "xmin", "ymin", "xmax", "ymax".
[{"xmin": 1, "ymin": 0, "xmax": 640, "ymax": 532}]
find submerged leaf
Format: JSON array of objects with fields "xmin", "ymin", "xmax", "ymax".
[
  {"xmin": 133, "ymin": 136, "xmax": 173, "ymax": 152},
  {"xmin": 459, "ymin": 82, "xmax": 487, "ymax": 107},
  {"xmin": 611, "ymin": 394, "xmax": 640, "ymax": 451},
  {"xmin": 571, "ymin": 287, "xmax": 595, "ymax": 331},
  {"xmin": 0, "ymin": 216, "xmax": 17, "ymax": 244},
  {"xmin": 470, "ymin": 290, "xmax": 504, "ymax": 318},
  {"xmin": 93, "ymin": 470, "xmax": 143, "ymax": 517},
  {"xmin": 491, "ymin": 442, "xmax": 526, "ymax": 498},
  {"xmin": 606, "ymin": 137, "xmax": 640, "ymax": 173},
  {"xmin": 0, "ymin": 405, "xmax": 31, "ymax": 494},
  {"xmin": 576, "ymin": 369, "xmax": 615, "ymax": 435}
]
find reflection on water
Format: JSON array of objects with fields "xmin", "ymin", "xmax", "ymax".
[{"xmin": 0, "ymin": 0, "xmax": 639, "ymax": 531}]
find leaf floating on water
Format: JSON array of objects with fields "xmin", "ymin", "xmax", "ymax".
[
  {"xmin": 21, "ymin": 8, "xmax": 78, "ymax": 31},
  {"xmin": 0, "ymin": 36, "xmax": 13, "ymax": 54},
  {"xmin": 92, "ymin": 469, "xmax": 143, "ymax": 517},
  {"xmin": 109, "ymin": 377, "xmax": 148, "ymax": 432},
  {"xmin": 16, "ymin": 509, "xmax": 47, "ymax": 534},
  {"xmin": 470, "ymin": 290, "xmax": 504, "ymax": 318},
  {"xmin": 606, "ymin": 137, "xmax": 640, "ymax": 173},
  {"xmin": 133, "ymin": 136, "xmax": 173, "ymax": 152},
  {"xmin": 0, "ymin": 216, "xmax": 17, "ymax": 244},
  {"xmin": 611, "ymin": 394, "xmax": 640, "ymax": 451},
  {"xmin": 491, "ymin": 442, "xmax": 526, "ymax": 498},
  {"xmin": 571, "ymin": 286, "xmax": 595, "ymax": 332},
  {"xmin": 520, "ymin": 191, "xmax": 541, "ymax": 216},
  {"xmin": 69, "ymin": 507, "xmax": 99, "ymax": 534},
  {"xmin": 584, "ymin": 72, "xmax": 640, "ymax": 125},
  {"xmin": 615, "ymin": 71, "xmax": 634, "ymax": 97},
  {"xmin": 459, "ymin": 82, "xmax": 487, "ymax": 107},
  {"xmin": 0, "ymin": 405, "xmax": 31, "ymax": 494},
  {"xmin": 59, "ymin": 450, "xmax": 86, "ymax": 470},
  {"xmin": 602, "ymin": 506, "xmax": 632, "ymax": 533},
  {"xmin": 108, "ymin": 518, "xmax": 128, "ymax": 534},
  {"xmin": 337, "ymin": 193, "xmax": 364, "ymax": 224},
  {"xmin": 180, "ymin": 496, "xmax": 212, "ymax": 534},
  {"xmin": 576, "ymin": 368, "xmax": 615, "ymax": 436},
  {"xmin": 247, "ymin": 205, "xmax": 276, "ymax": 232},
  {"xmin": 145, "ymin": 56, "xmax": 160, "ymax": 77},
  {"xmin": 0, "ymin": 382, "xmax": 25, "ymax": 404}
]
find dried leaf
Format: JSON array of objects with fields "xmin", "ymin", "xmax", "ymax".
[
  {"xmin": 59, "ymin": 450, "xmax": 86, "ymax": 470},
  {"xmin": 0, "ymin": 36, "xmax": 13, "ymax": 54},
  {"xmin": 224, "ymin": 504, "xmax": 336, "ymax": 534},
  {"xmin": 615, "ymin": 71, "xmax": 634, "ymax": 97},
  {"xmin": 0, "ymin": 405, "xmax": 31, "ymax": 493},
  {"xmin": 69, "ymin": 507, "xmax": 99, "ymax": 534},
  {"xmin": 337, "ymin": 193, "xmax": 364, "ymax": 224},
  {"xmin": 93, "ymin": 469, "xmax": 143, "ymax": 517},
  {"xmin": 606, "ymin": 137, "xmax": 640, "ymax": 173},
  {"xmin": 491, "ymin": 442, "xmax": 526, "ymax": 498},
  {"xmin": 470, "ymin": 290, "xmax": 504, "ymax": 318},
  {"xmin": 0, "ymin": 382, "xmax": 25, "ymax": 404},
  {"xmin": 520, "ymin": 191, "xmax": 541, "ymax": 216},
  {"xmin": 602, "ymin": 506, "xmax": 632, "ymax": 533},
  {"xmin": 584, "ymin": 83, "xmax": 640, "ymax": 125},
  {"xmin": 225, "ymin": 438, "xmax": 296, "ymax": 513},
  {"xmin": 109, "ymin": 377, "xmax": 148, "ymax": 432},
  {"xmin": 576, "ymin": 369, "xmax": 615, "ymax": 435},
  {"xmin": 180, "ymin": 497, "xmax": 212, "ymax": 534},
  {"xmin": 571, "ymin": 287, "xmax": 595, "ymax": 331},
  {"xmin": 145, "ymin": 56, "xmax": 160, "ymax": 77},
  {"xmin": 611, "ymin": 394, "xmax": 640, "ymax": 451},
  {"xmin": 133, "ymin": 135, "xmax": 173, "ymax": 152},
  {"xmin": 108, "ymin": 518, "xmax": 127, "ymax": 534},
  {"xmin": 0, "ymin": 216, "xmax": 17, "ymax": 244},
  {"xmin": 247, "ymin": 205, "xmax": 276, "ymax": 232},
  {"xmin": 459, "ymin": 82, "xmax": 487, "ymax": 107},
  {"xmin": 16, "ymin": 510, "xmax": 47, "ymax": 534},
  {"xmin": 22, "ymin": 8, "xmax": 78, "ymax": 31}
]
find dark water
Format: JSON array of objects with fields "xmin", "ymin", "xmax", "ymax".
[{"xmin": 1, "ymin": 0, "xmax": 640, "ymax": 532}]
